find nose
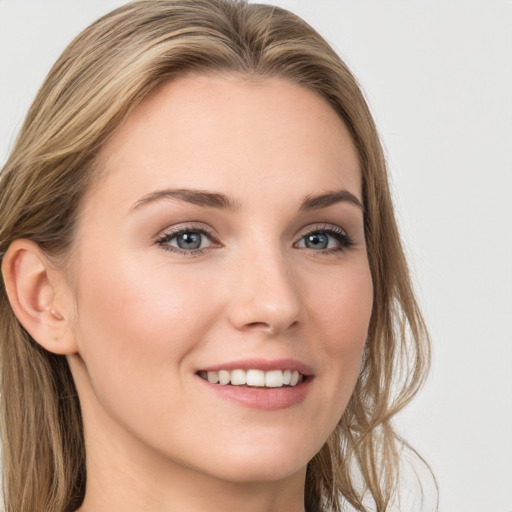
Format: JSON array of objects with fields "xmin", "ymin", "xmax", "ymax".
[{"xmin": 227, "ymin": 247, "xmax": 302, "ymax": 336}]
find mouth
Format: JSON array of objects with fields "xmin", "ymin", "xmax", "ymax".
[
  {"xmin": 195, "ymin": 359, "xmax": 313, "ymax": 410},
  {"xmin": 197, "ymin": 369, "xmax": 305, "ymax": 388}
]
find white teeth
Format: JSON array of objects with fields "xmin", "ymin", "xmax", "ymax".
[
  {"xmin": 202, "ymin": 369, "xmax": 304, "ymax": 388},
  {"xmin": 230, "ymin": 369, "xmax": 247, "ymax": 385},
  {"xmin": 218, "ymin": 370, "xmax": 230, "ymax": 385},
  {"xmin": 246, "ymin": 369, "xmax": 265, "ymax": 387},
  {"xmin": 207, "ymin": 371, "xmax": 218, "ymax": 384},
  {"xmin": 265, "ymin": 370, "xmax": 283, "ymax": 388}
]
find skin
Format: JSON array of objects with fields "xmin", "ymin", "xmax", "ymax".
[{"xmin": 7, "ymin": 74, "xmax": 374, "ymax": 512}]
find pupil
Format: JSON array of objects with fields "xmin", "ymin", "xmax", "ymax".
[
  {"xmin": 177, "ymin": 232, "xmax": 202, "ymax": 250},
  {"xmin": 306, "ymin": 233, "xmax": 328, "ymax": 249}
]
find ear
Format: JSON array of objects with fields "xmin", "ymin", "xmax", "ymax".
[{"xmin": 1, "ymin": 239, "xmax": 78, "ymax": 355}]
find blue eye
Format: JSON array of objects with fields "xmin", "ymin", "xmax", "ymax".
[
  {"xmin": 157, "ymin": 228, "xmax": 214, "ymax": 253},
  {"xmin": 296, "ymin": 227, "xmax": 354, "ymax": 252},
  {"xmin": 173, "ymin": 231, "xmax": 204, "ymax": 250},
  {"xmin": 303, "ymin": 232, "xmax": 330, "ymax": 249}
]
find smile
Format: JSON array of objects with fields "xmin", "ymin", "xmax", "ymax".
[{"xmin": 198, "ymin": 369, "xmax": 304, "ymax": 388}]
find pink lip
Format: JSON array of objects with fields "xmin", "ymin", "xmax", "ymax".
[
  {"xmin": 198, "ymin": 376, "xmax": 312, "ymax": 411},
  {"xmin": 198, "ymin": 358, "xmax": 313, "ymax": 375},
  {"xmin": 196, "ymin": 358, "xmax": 314, "ymax": 411}
]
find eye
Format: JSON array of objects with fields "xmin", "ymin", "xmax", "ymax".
[
  {"xmin": 171, "ymin": 231, "xmax": 206, "ymax": 250},
  {"xmin": 295, "ymin": 226, "xmax": 354, "ymax": 253},
  {"xmin": 156, "ymin": 226, "xmax": 218, "ymax": 254}
]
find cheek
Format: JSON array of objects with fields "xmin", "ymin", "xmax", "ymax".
[
  {"xmin": 303, "ymin": 260, "xmax": 373, "ymax": 413},
  {"xmin": 72, "ymin": 255, "xmax": 223, "ymax": 396},
  {"xmin": 308, "ymin": 261, "xmax": 373, "ymax": 353}
]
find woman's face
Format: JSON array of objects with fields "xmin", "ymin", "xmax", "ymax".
[{"xmin": 66, "ymin": 74, "xmax": 373, "ymax": 485}]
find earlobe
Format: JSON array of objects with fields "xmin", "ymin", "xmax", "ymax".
[{"xmin": 1, "ymin": 240, "xmax": 78, "ymax": 355}]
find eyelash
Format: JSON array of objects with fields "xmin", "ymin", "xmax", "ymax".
[{"xmin": 155, "ymin": 224, "xmax": 355, "ymax": 256}]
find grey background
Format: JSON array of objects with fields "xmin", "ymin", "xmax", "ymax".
[{"xmin": 1, "ymin": 1, "xmax": 511, "ymax": 511}]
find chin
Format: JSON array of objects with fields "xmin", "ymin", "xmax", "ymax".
[
  {"xmin": 204, "ymin": 457, "xmax": 308, "ymax": 485},
  {"xmin": 187, "ymin": 432, "xmax": 320, "ymax": 484}
]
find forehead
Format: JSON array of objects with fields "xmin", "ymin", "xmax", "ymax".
[{"xmin": 89, "ymin": 73, "xmax": 361, "ymax": 210}]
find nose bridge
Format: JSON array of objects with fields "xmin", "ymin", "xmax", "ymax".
[{"xmin": 227, "ymin": 241, "xmax": 302, "ymax": 334}]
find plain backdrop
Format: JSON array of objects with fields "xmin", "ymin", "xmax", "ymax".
[{"xmin": 1, "ymin": 1, "xmax": 511, "ymax": 511}]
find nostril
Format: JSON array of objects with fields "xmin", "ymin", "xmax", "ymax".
[
  {"xmin": 244, "ymin": 319, "xmax": 299, "ymax": 334},
  {"xmin": 246, "ymin": 321, "xmax": 271, "ymax": 329}
]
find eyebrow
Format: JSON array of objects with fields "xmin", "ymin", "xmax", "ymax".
[
  {"xmin": 129, "ymin": 187, "xmax": 363, "ymax": 213},
  {"xmin": 130, "ymin": 188, "xmax": 241, "ymax": 212},
  {"xmin": 299, "ymin": 189, "xmax": 364, "ymax": 212}
]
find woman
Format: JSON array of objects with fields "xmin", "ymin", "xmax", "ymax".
[{"xmin": 0, "ymin": 1, "xmax": 432, "ymax": 511}]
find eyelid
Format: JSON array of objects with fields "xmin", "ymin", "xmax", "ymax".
[
  {"xmin": 296, "ymin": 221, "xmax": 344, "ymax": 235},
  {"xmin": 294, "ymin": 223, "xmax": 350, "ymax": 242}
]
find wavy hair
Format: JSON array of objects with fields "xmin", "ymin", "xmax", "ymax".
[{"xmin": 0, "ymin": 1, "xmax": 431, "ymax": 511}]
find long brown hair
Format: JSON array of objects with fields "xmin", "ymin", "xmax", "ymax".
[{"xmin": 0, "ymin": 1, "xmax": 431, "ymax": 511}]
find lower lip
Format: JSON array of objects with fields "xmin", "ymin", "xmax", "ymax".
[{"xmin": 198, "ymin": 377, "xmax": 313, "ymax": 411}]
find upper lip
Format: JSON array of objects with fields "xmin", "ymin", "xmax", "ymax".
[{"xmin": 198, "ymin": 358, "xmax": 314, "ymax": 376}]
